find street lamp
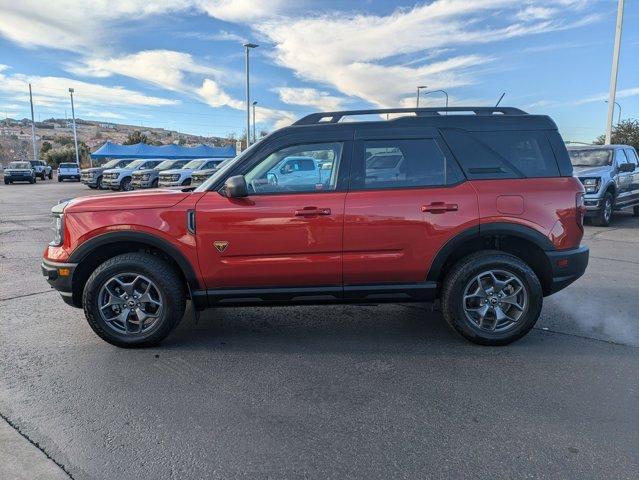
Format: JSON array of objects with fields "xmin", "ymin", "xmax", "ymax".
[
  {"xmin": 252, "ymin": 101, "xmax": 257, "ymax": 144},
  {"xmin": 416, "ymin": 85, "xmax": 428, "ymax": 108},
  {"xmin": 605, "ymin": 100, "xmax": 622, "ymax": 125},
  {"xmin": 68, "ymin": 88, "xmax": 86, "ymax": 167},
  {"xmin": 243, "ymin": 43, "xmax": 258, "ymax": 149},
  {"xmin": 422, "ymin": 89, "xmax": 449, "ymax": 109}
]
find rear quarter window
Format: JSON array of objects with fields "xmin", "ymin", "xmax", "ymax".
[{"xmin": 441, "ymin": 129, "xmax": 561, "ymax": 179}]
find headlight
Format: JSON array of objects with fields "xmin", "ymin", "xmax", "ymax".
[
  {"xmin": 580, "ymin": 177, "xmax": 600, "ymax": 194},
  {"xmin": 50, "ymin": 214, "xmax": 64, "ymax": 246},
  {"xmin": 171, "ymin": 174, "xmax": 181, "ymax": 181}
]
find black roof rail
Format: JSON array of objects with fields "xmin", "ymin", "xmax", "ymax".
[{"xmin": 293, "ymin": 107, "xmax": 528, "ymax": 126}]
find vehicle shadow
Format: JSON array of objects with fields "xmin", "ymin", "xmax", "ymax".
[{"xmin": 159, "ymin": 302, "xmax": 630, "ymax": 358}]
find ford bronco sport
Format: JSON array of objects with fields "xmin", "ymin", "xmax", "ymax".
[{"xmin": 42, "ymin": 107, "xmax": 589, "ymax": 348}]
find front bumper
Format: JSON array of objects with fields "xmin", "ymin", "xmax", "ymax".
[
  {"xmin": 6, "ymin": 175, "xmax": 34, "ymax": 181},
  {"xmin": 158, "ymin": 180, "xmax": 182, "ymax": 187},
  {"xmin": 59, "ymin": 174, "xmax": 80, "ymax": 180},
  {"xmin": 132, "ymin": 179, "xmax": 155, "ymax": 188},
  {"xmin": 104, "ymin": 178, "xmax": 121, "ymax": 189},
  {"xmin": 81, "ymin": 176, "xmax": 99, "ymax": 186},
  {"xmin": 41, "ymin": 259, "xmax": 78, "ymax": 307},
  {"xmin": 545, "ymin": 246, "xmax": 589, "ymax": 295}
]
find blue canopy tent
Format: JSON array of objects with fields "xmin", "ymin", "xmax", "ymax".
[{"xmin": 91, "ymin": 141, "xmax": 236, "ymax": 160}]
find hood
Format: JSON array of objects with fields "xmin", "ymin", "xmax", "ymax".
[
  {"xmin": 64, "ymin": 189, "xmax": 191, "ymax": 213},
  {"xmin": 573, "ymin": 165, "xmax": 610, "ymax": 177},
  {"xmin": 161, "ymin": 168, "xmax": 192, "ymax": 175},
  {"xmin": 132, "ymin": 168, "xmax": 157, "ymax": 175},
  {"xmin": 193, "ymin": 168, "xmax": 217, "ymax": 176},
  {"xmin": 81, "ymin": 167, "xmax": 105, "ymax": 173},
  {"xmin": 103, "ymin": 168, "xmax": 130, "ymax": 174}
]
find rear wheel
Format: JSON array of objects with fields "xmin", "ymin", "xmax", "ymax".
[
  {"xmin": 591, "ymin": 191, "xmax": 614, "ymax": 226},
  {"xmin": 83, "ymin": 252, "xmax": 186, "ymax": 348},
  {"xmin": 441, "ymin": 251, "xmax": 543, "ymax": 346}
]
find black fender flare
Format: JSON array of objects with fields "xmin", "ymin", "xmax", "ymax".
[
  {"xmin": 68, "ymin": 231, "xmax": 200, "ymax": 289},
  {"xmin": 426, "ymin": 222, "xmax": 554, "ymax": 283}
]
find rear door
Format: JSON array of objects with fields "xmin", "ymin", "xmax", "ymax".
[
  {"xmin": 195, "ymin": 132, "xmax": 352, "ymax": 291},
  {"xmin": 624, "ymin": 148, "xmax": 639, "ymax": 205},
  {"xmin": 615, "ymin": 149, "xmax": 633, "ymax": 206},
  {"xmin": 343, "ymin": 127, "xmax": 478, "ymax": 290}
]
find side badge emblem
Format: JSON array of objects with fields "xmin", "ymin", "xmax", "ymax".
[{"xmin": 214, "ymin": 241, "xmax": 229, "ymax": 253}]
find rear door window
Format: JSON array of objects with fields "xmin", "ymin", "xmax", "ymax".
[{"xmin": 351, "ymin": 138, "xmax": 462, "ymax": 190}]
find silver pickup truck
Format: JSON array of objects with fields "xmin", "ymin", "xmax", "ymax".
[{"xmin": 569, "ymin": 144, "xmax": 639, "ymax": 226}]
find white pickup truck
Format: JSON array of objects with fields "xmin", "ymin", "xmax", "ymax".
[{"xmin": 58, "ymin": 162, "xmax": 80, "ymax": 182}]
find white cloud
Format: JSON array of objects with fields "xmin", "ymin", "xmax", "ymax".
[
  {"xmin": 197, "ymin": 79, "xmax": 244, "ymax": 110},
  {"xmin": 0, "ymin": 70, "xmax": 178, "ymax": 110},
  {"xmin": 276, "ymin": 87, "xmax": 346, "ymax": 111},
  {"xmin": 256, "ymin": 0, "xmax": 600, "ymax": 107},
  {"xmin": 574, "ymin": 87, "xmax": 639, "ymax": 106},
  {"xmin": 195, "ymin": 0, "xmax": 287, "ymax": 22},
  {"xmin": 0, "ymin": 1, "xmax": 191, "ymax": 51},
  {"xmin": 69, "ymin": 50, "xmax": 224, "ymax": 92}
]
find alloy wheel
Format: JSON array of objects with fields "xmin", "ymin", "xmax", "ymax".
[
  {"xmin": 462, "ymin": 269, "xmax": 527, "ymax": 333},
  {"xmin": 98, "ymin": 273, "xmax": 164, "ymax": 335}
]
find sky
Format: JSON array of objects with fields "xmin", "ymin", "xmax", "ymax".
[{"xmin": 0, "ymin": 0, "xmax": 637, "ymax": 143}]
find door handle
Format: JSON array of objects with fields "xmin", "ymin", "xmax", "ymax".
[
  {"xmin": 421, "ymin": 202, "xmax": 458, "ymax": 213},
  {"xmin": 294, "ymin": 207, "xmax": 331, "ymax": 216}
]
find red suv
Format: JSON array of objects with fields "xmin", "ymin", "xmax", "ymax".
[{"xmin": 42, "ymin": 107, "xmax": 588, "ymax": 347}]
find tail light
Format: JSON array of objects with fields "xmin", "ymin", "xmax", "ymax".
[{"xmin": 576, "ymin": 192, "xmax": 585, "ymax": 227}]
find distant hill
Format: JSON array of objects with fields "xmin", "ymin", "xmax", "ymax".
[{"xmin": 0, "ymin": 117, "xmax": 232, "ymax": 164}]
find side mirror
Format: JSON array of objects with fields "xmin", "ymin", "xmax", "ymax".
[
  {"xmin": 619, "ymin": 163, "xmax": 635, "ymax": 173},
  {"xmin": 225, "ymin": 175, "xmax": 248, "ymax": 198}
]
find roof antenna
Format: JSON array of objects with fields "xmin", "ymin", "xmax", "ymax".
[{"xmin": 495, "ymin": 92, "xmax": 506, "ymax": 107}]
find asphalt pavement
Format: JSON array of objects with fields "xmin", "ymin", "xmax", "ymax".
[{"xmin": 1, "ymin": 179, "xmax": 638, "ymax": 479}]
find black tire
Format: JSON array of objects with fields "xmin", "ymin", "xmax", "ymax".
[
  {"xmin": 96, "ymin": 176, "xmax": 102, "ymax": 189},
  {"xmin": 441, "ymin": 250, "xmax": 543, "ymax": 346},
  {"xmin": 633, "ymin": 206, "xmax": 639, "ymax": 217},
  {"xmin": 83, "ymin": 252, "xmax": 186, "ymax": 348},
  {"xmin": 3, "ymin": 179, "xmax": 9, "ymax": 185},
  {"xmin": 30, "ymin": 177, "xmax": 36, "ymax": 184},
  {"xmin": 88, "ymin": 185, "xmax": 97, "ymax": 189},
  {"xmin": 151, "ymin": 178, "xmax": 159, "ymax": 188},
  {"xmin": 48, "ymin": 171, "xmax": 53, "ymax": 180},
  {"xmin": 121, "ymin": 177, "xmax": 132, "ymax": 191},
  {"xmin": 58, "ymin": 177, "xmax": 63, "ymax": 182},
  {"xmin": 591, "ymin": 191, "xmax": 614, "ymax": 226}
]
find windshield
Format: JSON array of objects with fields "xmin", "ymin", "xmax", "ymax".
[
  {"xmin": 195, "ymin": 141, "xmax": 264, "ymax": 192},
  {"xmin": 102, "ymin": 159, "xmax": 127, "ymax": 169},
  {"xmin": 154, "ymin": 160, "xmax": 176, "ymax": 170},
  {"xmin": 122, "ymin": 160, "xmax": 145, "ymax": 169},
  {"xmin": 183, "ymin": 160, "xmax": 205, "ymax": 169},
  {"xmin": 60, "ymin": 163, "xmax": 78, "ymax": 168},
  {"xmin": 9, "ymin": 162, "xmax": 30, "ymax": 168},
  {"xmin": 569, "ymin": 149, "xmax": 612, "ymax": 167}
]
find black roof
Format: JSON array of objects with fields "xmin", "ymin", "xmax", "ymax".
[{"xmin": 289, "ymin": 107, "xmax": 558, "ymax": 131}]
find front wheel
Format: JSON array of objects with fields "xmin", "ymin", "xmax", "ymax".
[
  {"xmin": 58, "ymin": 177, "xmax": 63, "ymax": 182},
  {"xmin": 441, "ymin": 251, "xmax": 543, "ymax": 346},
  {"xmin": 633, "ymin": 206, "xmax": 639, "ymax": 217},
  {"xmin": 121, "ymin": 177, "xmax": 132, "ymax": 191},
  {"xmin": 48, "ymin": 171, "xmax": 53, "ymax": 179},
  {"xmin": 83, "ymin": 253, "xmax": 186, "ymax": 348}
]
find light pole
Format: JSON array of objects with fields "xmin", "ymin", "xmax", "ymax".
[
  {"xmin": 252, "ymin": 101, "xmax": 257, "ymax": 143},
  {"xmin": 68, "ymin": 88, "xmax": 85, "ymax": 166},
  {"xmin": 243, "ymin": 43, "xmax": 258, "ymax": 149},
  {"xmin": 605, "ymin": 100, "xmax": 621, "ymax": 125},
  {"xmin": 28, "ymin": 83, "xmax": 37, "ymax": 160},
  {"xmin": 605, "ymin": 0, "xmax": 624, "ymax": 145},
  {"xmin": 422, "ymin": 89, "xmax": 449, "ymax": 108},
  {"xmin": 416, "ymin": 85, "xmax": 428, "ymax": 108}
]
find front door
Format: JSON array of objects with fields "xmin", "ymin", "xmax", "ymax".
[{"xmin": 195, "ymin": 140, "xmax": 350, "ymax": 291}]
